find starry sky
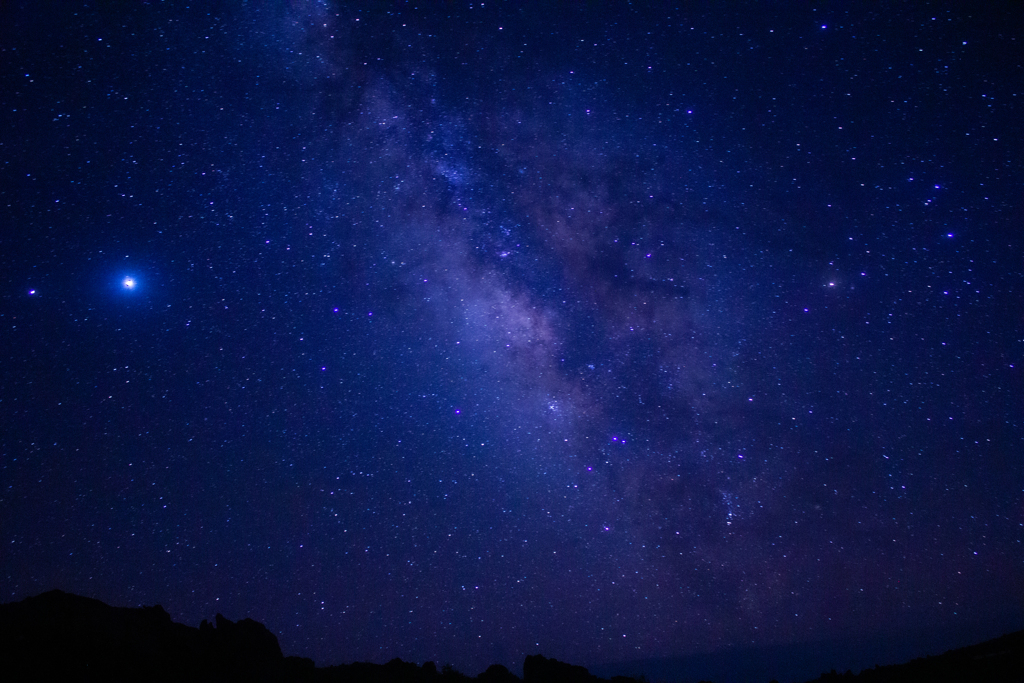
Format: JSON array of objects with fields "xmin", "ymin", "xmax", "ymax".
[{"xmin": 2, "ymin": 1, "xmax": 1022, "ymax": 678}]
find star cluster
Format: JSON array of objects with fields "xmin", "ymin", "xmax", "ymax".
[{"xmin": 1, "ymin": 2, "xmax": 1021, "ymax": 677}]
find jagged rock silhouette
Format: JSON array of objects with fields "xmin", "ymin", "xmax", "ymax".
[
  {"xmin": 0, "ymin": 589, "xmax": 312, "ymax": 681},
  {"xmin": 1, "ymin": 590, "xmax": 1021, "ymax": 682}
]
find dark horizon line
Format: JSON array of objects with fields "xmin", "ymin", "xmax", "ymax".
[{"xmin": 2, "ymin": 589, "xmax": 1023, "ymax": 683}]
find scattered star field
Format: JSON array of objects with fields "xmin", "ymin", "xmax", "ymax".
[{"xmin": 1, "ymin": 2, "xmax": 1022, "ymax": 678}]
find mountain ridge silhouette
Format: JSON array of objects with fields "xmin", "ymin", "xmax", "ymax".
[{"xmin": 0, "ymin": 590, "xmax": 1021, "ymax": 682}]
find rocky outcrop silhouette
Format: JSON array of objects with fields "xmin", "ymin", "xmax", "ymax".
[
  {"xmin": 1, "ymin": 590, "xmax": 1021, "ymax": 682},
  {"xmin": 0, "ymin": 589, "xmax": 312, "ymax": 681}
]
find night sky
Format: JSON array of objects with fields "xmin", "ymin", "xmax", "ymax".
[{"xmin": 2, "ymin": 2, "xmax": 1022, "ymax": 678}]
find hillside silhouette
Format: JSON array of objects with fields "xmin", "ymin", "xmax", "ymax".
[{"xmin": 0, "ymin": 590, "xmax": 1020, "ymax": 682}]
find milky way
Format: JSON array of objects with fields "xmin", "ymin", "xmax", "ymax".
[{"xmin": 2, "ymin": 2, "xmax": 1021, "ymax": 677}]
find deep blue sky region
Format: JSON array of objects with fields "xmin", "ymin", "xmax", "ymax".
[{"xmin": 2, "ymin": 1, "xmax": 1022, "ymax": 678}]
